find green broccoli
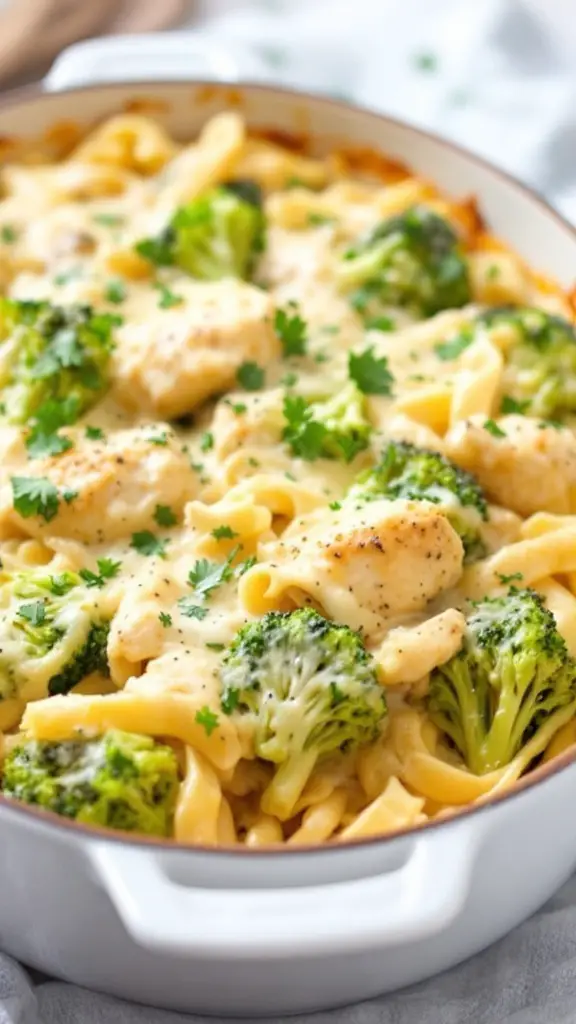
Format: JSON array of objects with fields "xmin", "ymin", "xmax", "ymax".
[
  {"xmin": 2, "ymin": 730, "xmax": 179, "ymax": 837},
  {"xmin": 347, "ymin": 440, "xmax": 488, "ymax": 563},
  {"xmin": 0, "ymin": 568, "xmax": 111, "ymax": 702},
  {"xmin": 220, "ymin": 608, "xmax": 387, "ymax": 819},
  {"xmin": 336, "ymin": 205, "xmax": 471, "ymax": 319},
  {"xmin": 428, "ymin": 588, "xmax": 576, "ymax": 775},
  {"xmin": 478, "ymin": 305, "xmax": 576, "ymax": 420},
  {"xmin": 282, "ymin": 382, "xmax": 372, "ymax": 463},
  {"xmin": 0, "ymin": 300, "xmax": 117, "ymax": 431},
  {"xmin": 135, "ymin": 180, "xmax": 265, "ymax": 281}
]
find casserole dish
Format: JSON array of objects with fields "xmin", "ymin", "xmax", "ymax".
[{"xmin": 0, "ymin": 33, "xmax": 576, "ymax": 1017}]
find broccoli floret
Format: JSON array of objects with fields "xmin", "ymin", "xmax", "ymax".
[
  {"xmin": 135, "ymin": 180, "xmax": 265, "ymax": 281},
  {"xmin": 2, "ymin": 730, "xmax": 179, "ymax": 837},
  {"xmin": 220, "ymin": 608, "xmax": 387, "ymax": 819},
  {"xmin": 282, "ymin": 382, "xmax": 372, "ymax": 463},
  {"xmin": 428, "ymin": 588, "xmax": 576, "ymax": 774},
  {"xmin": 336, "ymin": 205, "xmax": 471, "ymax": 319},
  {"xmin": 347, "ymin": 440, "xmax": 488, "ymax": 563},
  {"xmin": 0, "ymin": 568, "xmax": 111, "ymax": 702},
  {"xmin": 0, "ymin": 300, "xmax": 117, "ymax": 429},
  {"xmin": 478, "ymin": 305, "xmax": 576, "ymax": 420}
]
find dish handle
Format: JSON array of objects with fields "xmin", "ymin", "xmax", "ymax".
[
  {"xmin": 43, "ymin": 33, "xmax": 265, "ymax": 92},
  {"xmin": 89, "ymin": 824, "xmax": 481, "ymax": 958}
]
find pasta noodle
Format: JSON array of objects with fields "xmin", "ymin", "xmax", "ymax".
[{"xmin": 0, "ymin": 110, "xmax": 573, "ymax": 848}]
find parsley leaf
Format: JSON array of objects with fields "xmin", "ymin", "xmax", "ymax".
[
  {"xmin": 187, "ymin": 546, "xmax": 240, "ymax": 600},
  {"xmin": 307, "ymin": 212, "xmax": 335, "ymax": 227},
  {"xmin": 497, "ymin": 572, "xmax": 524, "ymax": 585},
  {"xmin": 205, "ymin": 641, "xmax": 225, "ymax": 652},
  {"xmin": 366, "ymin": 316, "xmax": 395, "ymax": 332},
  {"xmin": 25, "ymin": 430, "xmax": 73, "ymax": 459},
  {"xmin": 483, "ymin": 419, "xmax": 506, "ymax": 438},
  {"xmin": 1, "ymin": 225, "xmax": 17, "ymax": 244},
  {"xmin": 221, "ymin": 688, "xmax": 239, "ymax": 715},
  {"xmin": 178, "ymin": 598, "xmax": 209, "ymax": 620},
  {"xmin": 195, "ymin": 706, "xmax": 219, "ymax": 736},
  {"xmin": 274, "ymin": 304, "xmax": 308, "ymax": 357},
  {"xmin": 329, "ymin": 500, "xmax": 342, "ymax": 510},
  {"xmin": 211, "ymin": 524, "xmax": 239, "ymax": 540},
  {"xmin": 104, "ymin": 279, "xmax": 126, "ymax": 305},
  {"xmin": 236, "ymin": 361, "xmax": 265, "ymax": 391},
  {"xmin": 154, "ymin": 282, "xmax": 183, "ymax": 309},
  {"xmin": 147, "ymin": 431, "xmax": 169, "ymax": 446},
  {"xmin": 62, "ymin": 488, "xmax": 77, "ymax": 504},
  {"xmin": 200, "ymin": 431, "xmax": 214, "ymax": 453},
  {"xmin": 159, "ymin": 611, "xmax": 172, "ymax": 628},
  {"xmin": 282, "ymin": 394, "xmax": 327, "ymax": 460},
  {"xmin": 130, "ymin": 531, "xmax": 168, "ymax": 558},
  {"xmin": 85, "ymin": 425, "xmax": 105, "ymax": 441},
  {"xmin": 92, "ymin": 213, "xmax": 124, "ymax": 228},
  {"xmin": 500, "ymin": 395, "xmax": 531, "ymax": 415},
  {"xmin": 79, "ymin": 558, "xmax": 122, "ymax": 588},
  {"xmin": 434, "ymin": 334, "xmax": 473, "ymax": 361},
  {"xmin": 154, "ymin": 504, "xmax": 177, "ymax": 528},
  {"xmin": 413, "ymin": 51, "xmax": 438, "ymax": 72},
  {"xmin": 17, "ymin": 600, "xmax": 46, "ymax": 625},
  {"xmin": 11, "ymin": 476, "xmax": 59, "ymax": 522},
  {"xmin": 348, "ymin": 347, "xmax": 394, "ymax": 395}
]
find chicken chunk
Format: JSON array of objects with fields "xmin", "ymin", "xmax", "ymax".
[
  {"xmin": 445, "ymin": 414, "xmax": 576, "ymax": 517},
  {"xmin": 1, "ymin": 425, "xmax": 198, "ymax": 543},
  {"xmin": 251, "ymin": 499, "xmax": 465, "ymax": 637},
  {"xmin": 112, "ymin": 279, "xmax": 279, "ymax": 418}
]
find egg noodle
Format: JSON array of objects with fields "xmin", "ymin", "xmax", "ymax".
[{"xmin": 0, "ymin": 110, "xmax": 575, "ymax": 846}]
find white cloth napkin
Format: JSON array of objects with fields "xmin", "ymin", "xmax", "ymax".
[{"xmin": 3, "ymin": 1, "xmax": 576, "ymax": 1021}]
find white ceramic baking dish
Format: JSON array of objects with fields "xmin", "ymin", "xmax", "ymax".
[{"xmin": 1, "ymin": 34, "xmax": 576, "ymax": 1018}]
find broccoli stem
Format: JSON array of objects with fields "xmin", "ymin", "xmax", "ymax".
[{"xmin": 260, "ymin": 748, "xmax": 318, "ymax": 820}]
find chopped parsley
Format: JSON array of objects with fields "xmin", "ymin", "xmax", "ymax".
[
  {"xmin": 195, "ymin": 706, "xmax": 219, "ymax": 736},
  {"xmin": 274, "ymin": 303, "xmax": 308, "ymax": 357},
  {"xmin": 280, "ymin": 371, "xmax": 299, "ymax": 387},
  {"xmin": 11, "ymin": 476, "xmax": 59, "ymax": 522},
  {"xmin": 236, "ymin": 361, "xmax": 265, "ymax": 391},
  {"xmin": 413, "ymin": 51, "xmax": 438, "ymax": 72},
  {"xmin": 62, "ymin": 488, "xmax": 77, "ymax": 504},
  {"xmin": 104, "ymin": 279, "xmax": 127, "ymax": 305},
  {"xmin": 307, "ymin": 212, "xmax": 335, "ymax": 226},
  {"xmin": 130, "ymin": 531, "xmax": 168, "ymax": 558},
  {"xmin": 178, "ymin": 598, "xmax": 209, "ymax": 620},
  {"xmin": 154, "ymin": 282, "xmax": 184, "ymax": 309},
  {"xmin": 500, "ymin": 395, "xmax": 531, "ymax": 415},
  {"xmin": 282, "ymin": 394, "xmax": 327, "ymax": 461},
  {"xmin": 497, "ymin": 572, "xmax": 524, "ymax": 585},
  {"xmin": 159, "ymin": 611, "xmax": 172, "ymax": 628},
  {"xmin": 187, "ymin": 546, "xmax": 240, "ymax": 600},
  {"xmin": 147, "ymin": 431, "xmax": 169, "ymax": 446},
  {"xmin": 211, "ymin": 525, "xmax": 239, "ymax": 540},
  {"xmin": 483, "ymin": 419, "xmax": 506, "ymax": 438},
  {"xmin": 25, "ymin": 429, "xmax": 73, "ymax": 459},
  {"xmin": 92, "ymin": 213, "xmax": 125, "ymax": 228},
  {"xmin": 348, "ymin": 347, "xmax": 394, "ymax": 395},
  {"xmin": 154, "ymin": 504, "xmax": 177, "ymax": 528},
  {"xmin": 228, "ymin": 401, "xmax": 247, "ymax": 415},
  {"xmin": 1, "ymin": 225, "xmax": 17, "ymax": 244},
  {"xmin": 329, "ymin": 500, "xmax": 342, "ymax": 511},
  {"xmin": 366, "ymin": 316, "xmax": 396, "ymax": 332},
  {"xmin": 205, "ymin": 642, "xmax": 225, "ymax": 652},
  {"xmin": 200, "ymin": 431, "xmax": 214, "ymax": 453},
  {"xmin": 434, "ymin": 334, "xmax": 473, "ymax": 361},
  {"xmin": 17, "ymin": 600, "xmax": 46, "ymax": 625},
  {"xmin": 487, "ymin": 264, "xmax": 501, "ymax": 281},
  {"xmin": 85, "ymin": 425, "xmax": 105, "ymax": 441},
  {"xmin": 79, "ymin": 558, "xmax": 122, "ymax": 588},
  {"xmin": 53, "ymin": 266, "xmax": 83, "ymax": 286}
]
